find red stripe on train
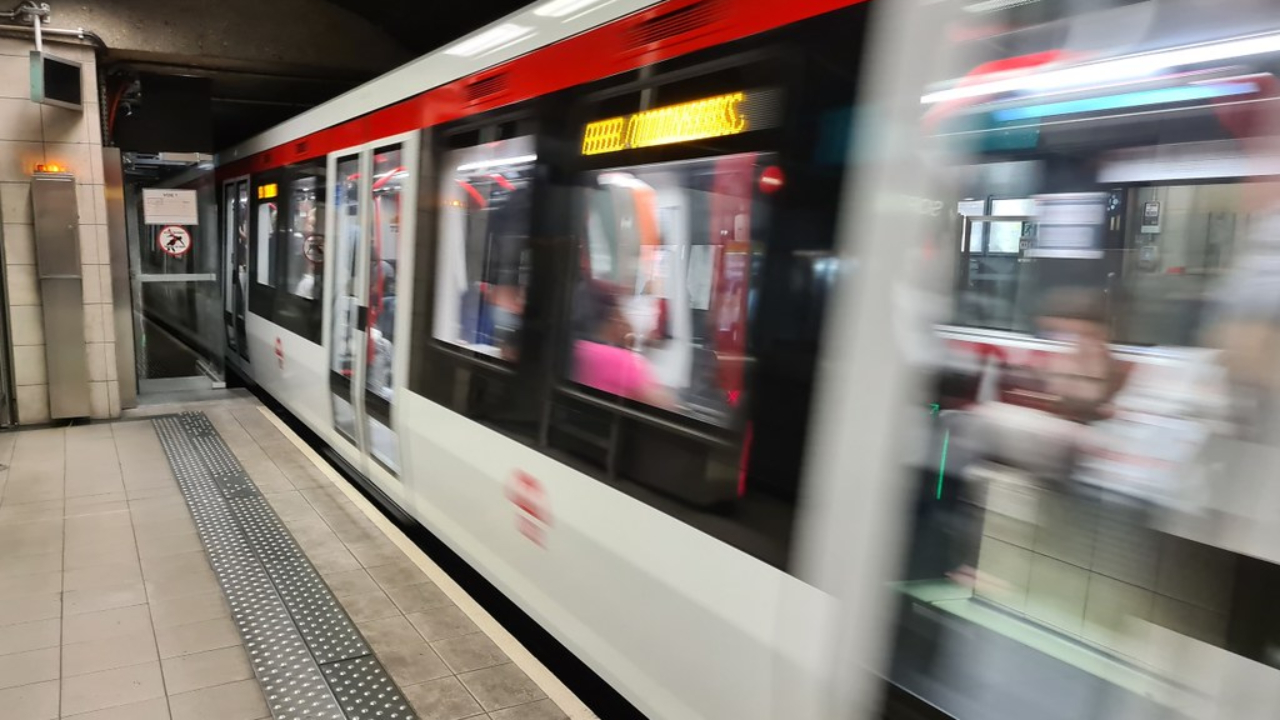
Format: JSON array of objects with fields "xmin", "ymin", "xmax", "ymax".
[{"xmin": 218, "ymin": 0, "xmax": 865, "ymax": 179}]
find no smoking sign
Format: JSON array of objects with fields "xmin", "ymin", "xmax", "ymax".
[{"xmin": 157, "ymin": 225, "xmax": 193, "ymax": 258}]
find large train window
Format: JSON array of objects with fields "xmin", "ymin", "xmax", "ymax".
[
  {"xmin": 432, "ymin": 135, "xmax": 536, "ymax": 362},
  {"xmin": 567, "ymin": 153, "xmax": 770, "ymax": 426}
]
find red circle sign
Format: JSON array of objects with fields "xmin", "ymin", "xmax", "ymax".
[{"xmin": 157, "ymin": 225, "xmax": 192, "ymax": 258}]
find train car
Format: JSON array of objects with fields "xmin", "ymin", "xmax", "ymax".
[
  {"xmin": 214, "ymin": 1, "xmax": 871, "ymax": 718},
  {"xmin": 208, "ymin": 0, "xmax": 1280, "ymax": 717}
]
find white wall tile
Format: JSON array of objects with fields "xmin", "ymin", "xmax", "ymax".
[
  {"xmin": 42, "ymin": 142, "xmax": 90, "ymax": 182},
  {"xmin": 107, "ymin": 378, "xmax": 120, "ymax": 418},
  {"xmin": 95, "ymin": 224, "xmax": 110, "ymax": 266},
  {"xmin": 16, "ymin": 384, "xmax": 49, "ymax": 425},
  {"xmin": 91, "ymin": 184, "xmax": 107, "ymax": 227},
  {"xmin": 1082, "ymin": 574, "xmax": 1154, "ymax": 651},
  {"xmin": 40, "ymin": 104, "xmax": 89, "ymax": 144},
  {"xmin": 0, "ymin": 140, "xmax": 44, "ymax": 183},
  {"xmin": 88, "ymin": 381, "xmax": 109, "ymax": 420},
  {"xmin": 1, "ymin": 181, "xmax": 32, "ymax": 224},
  {"xmin": 86, "ymin": 106, "xmax": 103, "ymax": 146},
  {"xmin": 9, "ymin": 304, "xmax": 44, "ymax": 345},
  {"xmin": 77, "ymin": 224, "xmax": 98, "ymax": 265},
  {"xmin": 83, "ymin": 301, "xmax": 105, "ymax": 342},
  {"xmin": 3, "ymin": 222, "xmax": 34, "ymax": 264},
  {"xmin": 85, "ymin": 342, "xmax": 107, "ymax": 383},
  {"xmin": 1026, "ymin": 554, "xmax": 1090, "ymax": 636},
  {"xmin": 75, "ymin": 183, "xmax": 95, "ymax": 225},
  {"xmin": 0, "ymin": 38, "xmax": 30, "ymax": 57},
  {"xmin": 6, "ymin": 263, "xmax": 39, "ymax": 306},
  {"xmin": 80, "ymin": 264, "xmax": 102, "ymax": 304},
  {"xmin": 98, "ymin": 265, "xmax": 112, "ymax": 301},
  {"xmin": 0, "ymin": 98, "xmax": 44, "ymax": 142},
  {"xmin": 89, "ymin": 144, "xmax": 104, "ymax": 185},
  {"xmin": 101, "ymin": 303, "xmax": 115, "ymax": 344},
  {"xmin": 975, "ymin": 536, "xmax": 1033, "ymax": 613},
  {"xmin": 0, "ymin": 55, "xmax": 26, "ymax": 97},
  {"xmin": 104, "ymin": 342, "xmax": 117, "ymax": 382},
  {"xmin": 12, "ymin": 344, "xmax": 46, "ymax": 386}
]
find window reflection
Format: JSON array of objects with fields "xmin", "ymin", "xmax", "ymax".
[{"xmin": 569, "ymin": 152, "xmax": 770, "ymax": 426}]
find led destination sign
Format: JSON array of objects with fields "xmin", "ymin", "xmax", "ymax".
[{"xmin": 581, "ymin": 91, "xmax": 756, "ymax": 156}]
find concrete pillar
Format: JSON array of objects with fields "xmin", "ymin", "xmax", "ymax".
[{"xmin": 0, "ymin": 37, "xmax": 121, "ymax": 423}]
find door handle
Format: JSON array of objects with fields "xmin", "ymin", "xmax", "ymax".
[{"xmin": 356, "ymin": 306, "xmax": 368, "ymax": 332}]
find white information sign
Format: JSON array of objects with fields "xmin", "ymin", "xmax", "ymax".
[{"xmin": 142, "ymin": 188, "xmax": 198, "ymax": 225}]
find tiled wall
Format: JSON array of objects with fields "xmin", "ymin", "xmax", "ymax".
[
  {"xmin": 0, "ymin": 38, "xmax": 120, "ymax": 423},
  {"xmin": 973, "ymin": 466, "xmax": 1235, "ymax": 661}
]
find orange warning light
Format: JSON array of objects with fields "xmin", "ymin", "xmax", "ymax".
[{"xmin": 34, "ymin": 163, "xmax": 68, "ymax": 174}]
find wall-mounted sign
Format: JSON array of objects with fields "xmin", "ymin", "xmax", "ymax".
[
  {"xmin": 157, "ymin": 225, "xmax": 192, "ymax": 258},
  {"xmin": 582, "ymin": 91, "xmax": 753, "ymax": 156},
  {"xmin": 142, "ymin": 188, "xmax": 198, "ymax": 225},
  {"xmin": 30, "ymin": 51, "xmax": 82, "ymax": 111},
  {"xmin": 1140, "ymin": 201, "xmax": 1161, "ymax": 233}
]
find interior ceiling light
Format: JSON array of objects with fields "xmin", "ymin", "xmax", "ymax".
[
  {"xmin": 922, "ymin": 31, "xmax": 1280, "ymax": 105},
  {"xmin": 443, "ymin": 24, "xmax": 535, "ymax": 58}
]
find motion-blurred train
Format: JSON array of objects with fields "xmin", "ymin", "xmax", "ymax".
[{"xmin": 186, "ymin": 0, "xmax": 1280, "ymax": 717}]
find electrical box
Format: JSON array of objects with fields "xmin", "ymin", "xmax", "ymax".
[{"xmin": 30, "ymin": 171, "xmax": 90, "ymax": 419}]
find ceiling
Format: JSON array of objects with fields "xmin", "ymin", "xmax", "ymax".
[{"xmin": 325, "ymin": 0, "xmax": 534, "ymax": 57}]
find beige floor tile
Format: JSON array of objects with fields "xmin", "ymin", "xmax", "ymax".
[
  {"xmin": 432, "ymin": 632, "xmax": 510, "ymax": 674},
  {"xmin": 489, "ymin": 699, "xmax": 567, "ymax": 720},
  {"xmin": 65, "ymin": 491, "xmax": 128, "ymax": 508},
  {"xmin": 0, "ymin": 645, "xmax": 59, "ymax": 689},
  {"xmin": 458, "ymin": 663, "xmax": 547, "ymax": 712},
  {"xmin": 380, "ymin": 639, "xmax": 452, "ymax": 687},
  {"xmin": 61, "ymin": 695, "xmax": 171, "ymax": 720},
  {"xmin": 0, "ymin": 569, "xmax": 60, "ymax": 598},
  {"xmin": 403, "ymin": 676, "xmax": 485, "ymax": 720},
  {"xmin": 161, "ymin": 645, "xmax": 253, "ymax": 695},
  {"xmin": 155, "ymin": 617, "xmax": 240, "ymax": 659},
  {"xmin": 65, "ymin": 560, "xmax": 144, "ymax": 592},
  {"xmin": 136, "ymin": 531, "xmax": 203, "ymax": 561},
  {"xmin": 145, "ymin": 571, "xmax": 221, "ymax": 603},
  {"xmin": 386, "ymin": 582, "xmax": 451, "ymax": 615},
  {"xmin": 0, "ymin": 678, "xmax": 59, "ymax": 720},
  {"xmin": 308, "ymin": 547, "xmax": 362, "ymax": 576},
  {"xmin": 323, "ymin": 568, "xmax": 381, "ymax": 599},
  {"xmin": 337, "ymin": 590, "xmax": 402, "ymax": 623},
  {"xmin": 346, "ymin": 540, "xmax": 406, "ymax": 569},
  {"xmin": 0, "ymin": 617, "xmax": 59, "ymax": 656},
  {"xmin": 366, "ymin": 560, "xmax": 430, "ymax": 591},
  {"xmin": 407, "ymin": 606, "xmax": 481, "ymax": 642},
  {"xmin": 64, "ymin": 540, "xmax": 139, "ymax": 571},
  {"xmin": 167, "ymin": 678, "xmax": 268, "ymax": 720},
  {"xmin": 63, "ymin": 604, "xmax": 154, "ymax": 645},
  {"xmin": 63, "ymin": 582, "xmax": 148, "ymax": 616},
  {"xmin": 0, "ymin": 592, "xmax": 60, "ymax": 626},
  {"xmin": 61, "ymin": 661, "xmax": 165, "ymax": 716},
  {"xmin": 355, "ymin": 615, "xmax": 417, "ymax": 652},
  {"xmin": 62, "ymin": 629, "xmax": 159, "ymax": 677},
  {"xmin": 0, "ymin": 550, "xmax": 61, "ymax": 578},
  {"xmin": 149, "ymin": 592, "xmax": 230, "ymax": 630}
]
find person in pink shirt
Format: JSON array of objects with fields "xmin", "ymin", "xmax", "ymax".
[{"xmin": 573, "ymin": 286, "xmax": 675, "ymax": 410}]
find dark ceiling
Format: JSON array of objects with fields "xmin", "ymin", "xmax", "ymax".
[
  {"xmin": 107, "ymin": 0, "xmax": 534, "ymax": 151},
  {"xmin": 326, "ymin": 0, "xmax": 533, "ymax": 57}
]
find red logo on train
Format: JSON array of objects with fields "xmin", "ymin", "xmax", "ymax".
[
  {"xmin": 274, "ymin": 337, "xmax": 284, "ymax": 369},
  {"xmin": 506, "ymin": 471, "xmax": 551, "ymax": 547}
]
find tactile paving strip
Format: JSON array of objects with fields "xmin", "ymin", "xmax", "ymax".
[{"xmin": 153, "ymin": 412, "xmax": 417, "ymax": 720}]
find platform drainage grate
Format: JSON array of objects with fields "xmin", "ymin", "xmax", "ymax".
[{"xmin": 153, "ymin": 412, "xmax": 417, "ymax": 720}]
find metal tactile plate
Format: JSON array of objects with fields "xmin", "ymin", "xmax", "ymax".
[
  {"xmin": 322, "ymin": 656, "xmax": 417, "ymax": 720},
  {"xmin": 152, "ymin": 413, "xmax": 417, "ymax": 720}
]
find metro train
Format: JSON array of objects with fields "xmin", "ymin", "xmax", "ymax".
[{"xmin": 181, "ymin": 0, "xmax": 1280, "ymax": 717}]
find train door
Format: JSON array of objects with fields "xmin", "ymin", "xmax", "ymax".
[
  {"xmin": 222, "ymin": 177, "xmax": 250, "ymax": 362},
  {"xmin": 325, "ymin": 134, "xmax": 418, "ymax": 478}
]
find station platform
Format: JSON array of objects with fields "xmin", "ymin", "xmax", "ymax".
[{"xmin": 0, "ymin": 391, "xmax": 592, "ymax": 720}]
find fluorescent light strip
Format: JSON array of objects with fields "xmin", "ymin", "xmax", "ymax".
[
  {"xmin": 455, "ymin": 154, "xmax": 538, "ymax": 173},
  {"xmin": 922, "ymin": 32, "xmax": 1280, "ymax": 105},
  {"xmin": 443, "ymin": 24, "xmax": 535, "ymax": 58},
  {"xmin": 534, "ymin": 0, "xmax": 607, "ymax": 18},
  {"xmin": 991, "ymin": 82, "xmax": 1260, "ymax": 121}
]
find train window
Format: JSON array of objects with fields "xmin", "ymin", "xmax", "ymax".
[
  {"xmin": 432, "ymin": 135, "xmax": 536, "ymax": 362},
  {"xmin": 283, "ymin": 161, "xmax": 325, "ymax": 301},
  {"xmin": 567, "ymin": 152, "xmax": 770, "ymax": 427},
  {"xmin": 330, "ymin": 155, "xmax": 362, "ymax": 406},
  {"xmin": 255, "ymin": 202, "xmax": 277, "ymax": 287},
  {"xmin": 367, "ymin": 146, "xmax": 406, "ymax": 403}
]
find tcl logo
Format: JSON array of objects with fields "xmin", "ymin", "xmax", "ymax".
[{"xmin": 506, "ymin": 471, "xmax": 551, "ymax": 548}]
